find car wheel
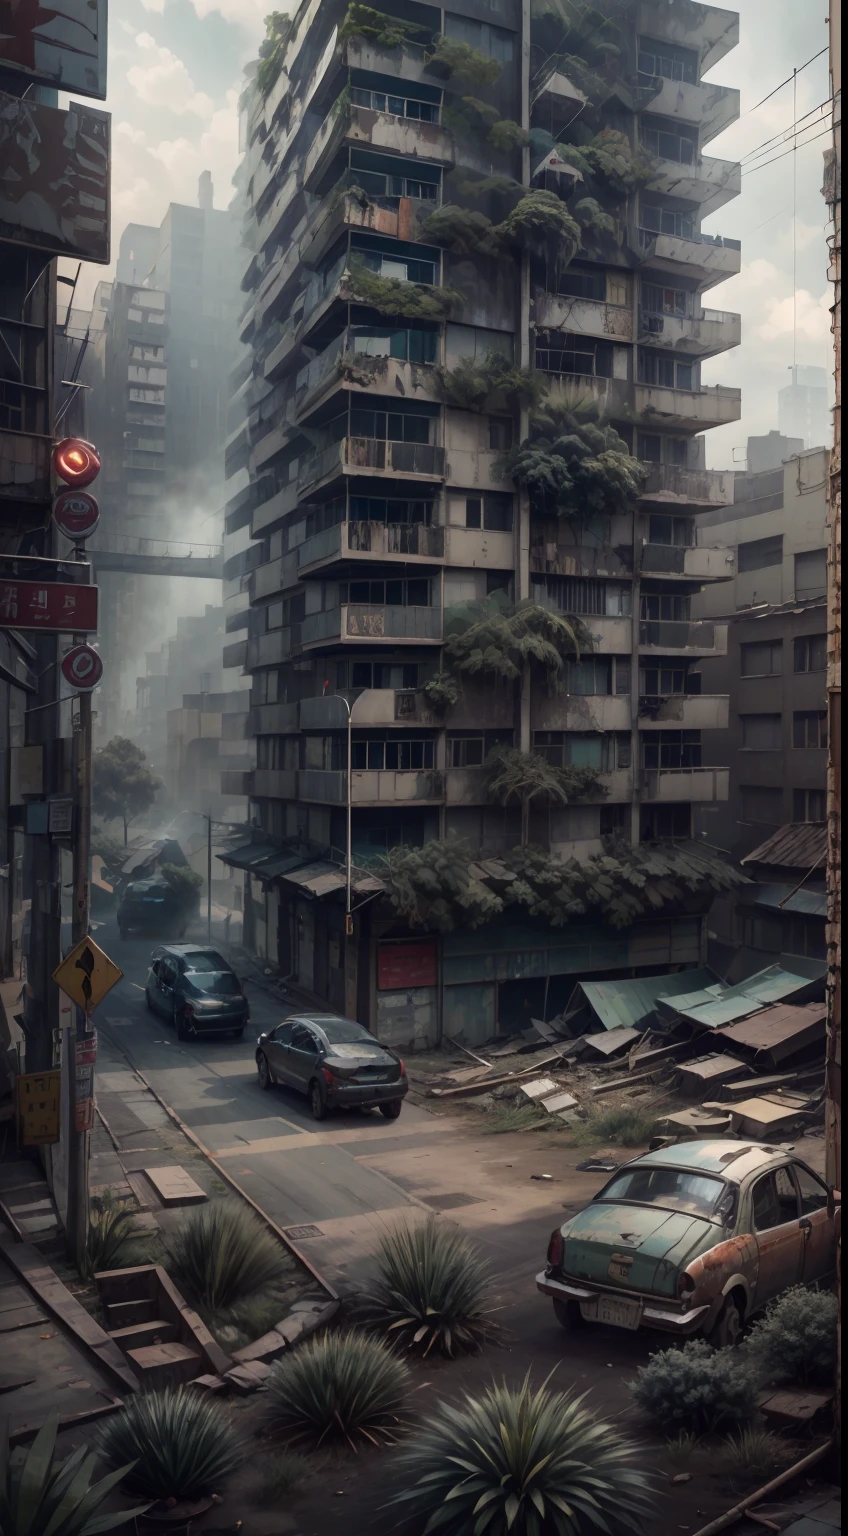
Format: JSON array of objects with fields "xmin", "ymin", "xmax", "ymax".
[
  {"xmin": 710, "ymin": 1293, "xmax": 744, "ymax": 1350},
  {"xmin": 257, "ymin": 1052, "xmax": 274, "ymax": 1090},
  {"xmin": 310, "ymin": 1079, "xmax": 327, "ymax": 1121},
  {"xmin": 552, "ymin": 1297, "xmax": 584, "ymax": 1331},
  {"xmin": 379, "ymin": 1099, "xmax": 403, "ymax": 1120}
]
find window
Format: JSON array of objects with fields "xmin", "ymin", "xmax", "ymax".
[
  {"xmin": 638, "ymin": 432, "xmax": 688, "ymax": 466},
  {"xmin": 752, "ymin": 1170, "xmax": 798, "ymax": 1231},
  {"xmin": 562, "ymin": 657, "xmax": 613, "ymax": 695},
  {"xmin": 641, "ymin": 282, "xmax": 688, "ymax": 317},
  {"xmin": 264, "ymin": 593, "xmax": 305, "ymax": 631},
  {"xmin": 784, "ymin": 916, "xmax": 828, "ymax": 959},
  {"xmin": 347, "ymin": 661, "xmax": 419, "ymax": 690},
  {"xmin": 535, "ymin": 732, "xmax": 631, "ymax": 770},
  {"xmin": 536, "ymin": 335, "xmax": 614, "ymax": 379},
  {"xmin": 351, "ymin": 326, "xmax": 438, "ymax": 364},
  {"xmin": 638, "ymin": 349, "xmax": 694, "ymax": 390},
  {"xmin": 793, "ymin": 711, "xmax": 828, "ymax": 748},
  {"xmin": 488, "ymin": 417, "xmax": 513, "ymax": 451},
  {"xmin": 465, "ymin": 493, "xmax": 514, "ymax": 531},
  {"xmin": 340, "ymin": 578, "xmax": 431, "ymax": 607},
  {"xmin": 348, "ymin": 495, "xmax": 433, "ymax": 525},
  {"xmin": 444, "ymin": 13, "xmax": 515, "ymax": 63},
  {"xmin": 640, "ymin": 663, "xmax": 696, "ymax": 696},
  {"xmin": 793, "ymin": 787, "xmax": 827, "ymax": 822},
  {"xmin": 794, "ymin": 634, "xmax": 827, "ymax": 673},
  {"xmin": 741, "ymin": 715, "xmax": 783, "ymax": 750},
  {"xmin": 615, "ymin": 658, "xmax": 632, "ymax": 694},
  {"xmin": 351, "ymin": 738, "xmax": 435, "ymax": 771},
  {"xmin": 736, "ymin": 910, "xmax": 784, "ymax": 953},
  {"xmin": 359, "ymin": 248, "xmax": 437, "ymax": 281},
  {"xmin": 445, "ymin": 323, "xmax": 513, "ymax": 365},
  {"xmin": 741, "ymin": 640, "xmax": 783, "ymax": 677},
  {"xmin": 447, "ymin": 731, "xmax": 512, "ymax": 767},
  {"xmin": 641, "ymin": 592, "xmax": 690, "ymax": 621},
  {"xmin": 551, "ymin": 265, "xmax": 606, "ymax": 301},
  {"xmin": 638, "ymin": 37, "xmax": 698, "ymax": 84},
  {"xmin": 640, "ymin": 117, "xmax": 699, "ymax": 164},
  {"xmin": 640, "ymin": 203, "xmax": 696, "ymax": 240},
  {"xmin": 597, "ymin": 1166, "xmax": 725, "ymax": 1217},
  {"xmin": 349, "ymin": 407, "xmax": 433, "ymax": 443},
  {"xmin": 641, "ymin": 804, "xmax": 691, "ymax": 839},
  {"xmin": 540, "ymin": 576, "xmax": 632, "ymax": 617},
  {"xmin": 794, "ymin": 1164, "xmax": 829, "ymax": 1214},
  {"xmin": 642, "ymin": 730, "xmax": 701, "ymax": 770},
  {"xmin": 601, "ymin": 804, "xmax": 630, "ymax": 837},
  {"xmin": 649, "ymin": 514, "xmax": 693, "ymax": 546},
  {"xmin": 351, "ymin": 162, "xmax": 439, "ymax": 202},
  {"xmin": 794, "ymin": 549, "xmax": 827, "ymax": 599},
  {"xmin": 350, "ymin": 87, "xmax": 439, "ymax": 123},
  {"xmin": 738, "ymin": 535, "xmax": 783, "ymax": 572},
  {"xmin": 741, "ymin": 786, "xmax": 783, "ymax": 825}
]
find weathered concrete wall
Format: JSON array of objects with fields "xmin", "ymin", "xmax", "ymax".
[{"xmin": 376, "ymin": 985, "xmax": 439, "ymax": 1052}]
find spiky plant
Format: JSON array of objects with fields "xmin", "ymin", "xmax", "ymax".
[
  {"xmin": 723, "ymin": 1426, "xmax": 787, "ymax": 1477},
  {"xmin": 389, "ymin": 1376, "xmax": 655, "ymax": 1534},
  {"xmin": 443, "ymin": 597, "xmax": 588, "ymax": 689},
  {"xmin": 361, "ymin": 1215, "xmax": 496, "ymax": 1357},
  {"xmin": 84, "ymin": 1188, "xmax": 149, "ymax": 1278},
  {"xmin": 96, "ymin": 1390, "xmax": 239, "ymax": 1500},
  {"xmin": 165, "ymin": 1202, "xmax": 289, "ymax": 1312},
  {"xmin": 265, "ymin": 1332, "xmax": 409, "ymax": 1449},
  {"xmin": 0, "ymin": 1411, "xmax": 146, "ymax": 1536}
]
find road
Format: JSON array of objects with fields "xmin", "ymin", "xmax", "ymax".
[{"xmin": 92, "ymin": 920, "xmax": 591, "ymax": 1299}]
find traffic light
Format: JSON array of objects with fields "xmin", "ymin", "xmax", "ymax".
[{"xmin": 52, "ymin": 437, "xmax": 101, "ymax": 542}]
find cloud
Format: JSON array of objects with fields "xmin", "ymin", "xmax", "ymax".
[
  {"xmin": 140, "ymin": 0, "xmax": 165, "ymax": 11},
  {"xmin": 757, "ymin": 287, "xmax": 832, "ymax": 343},
  {"xmin": 185, "ymin": 0, "xmax": 270, "ymax": 28},
  {"xmin": 127, "ymin": 33, "xmax": 215, "ymax": 117}
]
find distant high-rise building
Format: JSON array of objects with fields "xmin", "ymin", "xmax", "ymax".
[
  {"xmin": 778, "ymin": 365, "xmax": 830, "ymax": 448},
  {"xmin": 746, "ymin": 429, "xmax": 805, "ymax": 473}
]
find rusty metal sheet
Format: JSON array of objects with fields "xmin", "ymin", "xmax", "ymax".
[
  {"xmin": 0, "ymin": 0, "xmax": 107, "ymax": 99},
  {"xmin": 714, "ymin": 1002, "xmax": 827, "ymax": 1065},
  {"xmin": 0, "ymin": 93, "xmax": 110, "ymax": 262},
  {"xmin": 676, "ymin": 1054, "xmax": 749, "ymax": 1096}
]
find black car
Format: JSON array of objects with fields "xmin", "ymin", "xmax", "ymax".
[
  {"xmin": 256, "ymin": 1014, "xmax": 408, "ymax": 1120},
  {"xmin": 145, "ymin": 945, "xmax": 250, "ymax": 1039},
  {"xmin": 118, "ymin": 878, "xmax": 187, "ymax": 938}
]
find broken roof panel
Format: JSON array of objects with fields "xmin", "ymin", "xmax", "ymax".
[
  {"xmin": 741, "ymin": 823, "xmax": 827, "ymax": 870},
  {"xmin": 281, "ymin": 861, "xmax": 346, "ymax": 898},
  {"xmin": 655, "ymin": 961, "xmax": 827, "ymax": 1030},
  {"xmin": 713, "ymin": 1001, "xmax": 827, "ymax": 1065},
  {"xmin": 217, "ymin": 840, "xmax": 279, "ymax": 871},
  {"xmin": 745, "ymin": 883, "xmax": 827, "ymax": 918},
  {"xmin": 564, "ymin": 968, "xmax": 715, "ymax": 1032}
]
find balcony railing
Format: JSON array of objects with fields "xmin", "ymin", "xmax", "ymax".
[
  {"xmin": 301, "ymin": 603, "xmax": 442, "ymax": 646},
  {"xmin": 639, "ymin": 620, "xmax": 725, "ymax": 652},
  {"xmin": 299, "ymin": 436, "xmax": 446, "ymax": 489},
  {"xmin": 298, "ymin": 519, "xmax": 445, "ymax": 568},
  {"xmin": 641, "ymin": 766, "xmax": 730, "ymax": 802}
]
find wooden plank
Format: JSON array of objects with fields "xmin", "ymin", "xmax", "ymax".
[
  {"xmin": 142, "ymin": 1166, "xmax": 207, "ymax": 1208},
  {"xmin": 591, "ymin": 1068, "xmax": 659, "ymax": 1096},
  {"xmin": 0, "ymin": 1305, "xmax": 47, "ymax": 1333}
]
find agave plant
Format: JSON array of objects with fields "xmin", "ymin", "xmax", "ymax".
[
  {"xmin": 0, "ymin": 1411, "xmax": 145, "ymax": 1536},
  {"xmin": 96, "ymin": 1389, "xmax": 240, "ymax": 1500},
  {"xmin": 265, "ymin": 1332, "xmax": 408, "ymax": 1449},
  {"xmin": 165, "ymin": 1201, "xmax": 288, "ymax": 1311},
  {"xmin": 390, "ymin": 1376, "xmax": 655, "ymax": 1535},
  {"xmin": 84, "ymin": 1188, "xmax": 148, "ymax": 1278},
  {"xmin": 361, "ymin": 1214, "xmax": 496, "ymax": 1357}
]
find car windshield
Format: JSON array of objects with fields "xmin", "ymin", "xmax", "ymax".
[
  {"xmin": 182, "ymin": 951, "xmax": 229, "ymax": 972},
  {"xmin": 186, "ymin": 971, "xmax": 241, "ymax": 996},
  {"xmin": 596, "ymin": 1166, "xmax": 730, "ymax": 1221},
  {"xmin": 318, "ymin": 1018, "xmax": 373, "ymax": 1045}
]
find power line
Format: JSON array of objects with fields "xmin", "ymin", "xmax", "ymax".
[
  {"xmin": 740, "ymin": 96, "xmax": 834, "ymax": 163},
  {"xmin": 741, "ymin": 124, "xmax": 833, "ymax": 177},
  {"xmin": 738, "ymin": 45, "xmax": 828, "ymax": 120}
]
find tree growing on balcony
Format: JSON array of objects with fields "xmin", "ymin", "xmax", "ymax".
[
  {"xmin": 426, "ymin": 35, "xmax": 503, "ymax": 87},
  {"xmin": 421, "ymin": 672, "xmax": 462, "ymax": 716},
  {"xmin": 500, "ymin": 405, "xmax": 648, "ymax": 525},
  {"xmin": 485, "ymin": 746, "xmax": 605, "ymax": 844},
  {"xmin": 435, "ymin": 348, "xmax": 548, "ymax": 413},
  {"xmin": 346, "ymin": 258, "xmax": 462, "ymax": 320},
  {"xmin": 443, "ymin": 596, "xmax": 589, "ymax": 691},
  {"xmin": 498, "ymin": 191, "xmax": 582, "ymax": 267}
]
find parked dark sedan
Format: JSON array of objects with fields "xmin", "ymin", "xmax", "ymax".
[
  {"xmin": 118, "ymin": 878, "xmax": 187, "ymax": 938},
  {"xmin": 145, "ymin": 945, "xmax": 250, "ymax": 1039},
  {"xmin": 256, "ymin": 1014, "xmax": 408, "ymax": 1120}
]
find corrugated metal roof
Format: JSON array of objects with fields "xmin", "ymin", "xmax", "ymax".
[
  {"xmin": 565, "ymin": 968, "xmax": 716, "ymax": 1031},
  {"xmin": 217, "ymin": 841, "xmax": 279, "ymax": 871},
  {"xmin": 713, "ymin": 1001, "xmax": 827, "ymax": 1063},
  {"xmin": 741, "ymin": 823, "xmax": 828, "ymax": 871},
  {"xmin": 281, "ymin": 861, "xmax": 346, "ymax": 897},
  {"xmin": 748, "ymin": 882, "xmax": 827, "ymax": 917},
  {"xmin": 659, "ymin": 961, "xmax": 827, "ymax": 1029}
]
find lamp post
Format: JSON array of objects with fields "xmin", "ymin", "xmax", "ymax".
[{"xmin": 339, "ymin": 695, "xmax": 353, "ymax": 922}]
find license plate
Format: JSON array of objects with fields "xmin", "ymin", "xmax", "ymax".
[{"xmin": 582, "ymin": 1296, "xmax": 642, "ymax": 1330}]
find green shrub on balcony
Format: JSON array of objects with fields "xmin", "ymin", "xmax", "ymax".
[
  {"xmin": 377, "ymin": 837, "xmax": 504, "ymax": 930},
  {"xmin": 339, "ymin": 3, "xmax": 430, "ymax": 49},
  {"xmin": 443, "ymin": 595, "xmax": 588, "ymax": 690},
  {"xmin": 485, "ymin": 746, "xmax": 606, "ymax": 811},
  {"xmin": 346, "ymin": 259, "xmax": 462, "ymax": 319},
  {"xmin": 500, "ymin": 405, "xmax": 648, "ymax": 524},
  {"xmin": 572, "ymin": 195, "xmax": 617, "ymax": 238},
  {"xmin": 426, "ymin": 35, "xmax": 503, "ymax": 87},
  {"xmin": 487, "ymin": 119, "xmax": 531, "ymax": 153},
  {"xmin": 558, "ymin": 128, "xmax": 655, "ymax": 198},
  {"xmin": 435, "ymin": 348, "xmax": 548, "ymax": 413},
  {"xmin": 255, "ymin": 11, "xmax": 294, "ymax": 98},
  {"xmin": 497, "ymin": 190, "xmax": 582, "ymax": 266},
  {"xmin": 418, "ymin": 203, "xmax": 499, "ymax": 256},
  {"xmin": 421, "ymin": 672, "xmax": 462, "ymax": 715}
]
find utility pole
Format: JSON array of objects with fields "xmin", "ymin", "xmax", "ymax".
[
  {"xmin": 206, "ymin": 812, "xmax": 213, "ymax": 941},
  {"xmin": 66, "ymin": 645, "xmax": 92, "ymax": 1270}
]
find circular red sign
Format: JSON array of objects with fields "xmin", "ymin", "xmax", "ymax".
[
  {"xmin": 61, "ymin": 644, "xmax": 103, "ymax": 691},
  {"xmin": 53, "ymin": 489, "xmax": 100, "ymax": 541}
]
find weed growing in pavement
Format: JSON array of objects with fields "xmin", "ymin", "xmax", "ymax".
[
  {"xmin": 478, "ymin": 1104, "xmax": 558, "ymax": 1134},
  {"xmin": 83, "ymin": 1187, "xmax": 152, "ymax": 1278},
  {"xmin": 266, "ymin": 1332, "xmax": 409, "ymax": 1448},
  {"xmin": 570, "ymin": 1105, "xmax": 658, "ymax": 1147},
  {"xmin": 360, "ymin": 1213, "xmax": 498, "ymax": 1357},
  {"xmin": 723, "ymin": 1425, "xmax": 789, "ymax": 1478},
  {"xmin": 260, "ymin": 1451, "xmax": 312, "ymax": 1502}
]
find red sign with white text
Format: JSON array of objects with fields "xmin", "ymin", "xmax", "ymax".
[{"xmin": 0, "ymin": 580, "xmax": 98, "ymax": 632}]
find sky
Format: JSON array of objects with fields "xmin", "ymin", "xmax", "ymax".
[{"xmin": 61, "ymin": 0, "xmax": 835, "ymax": 473}]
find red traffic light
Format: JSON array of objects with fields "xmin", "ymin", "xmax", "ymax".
[{"xmin": 52, "ymin": 437, "xmax": 101, "ymax": 488}]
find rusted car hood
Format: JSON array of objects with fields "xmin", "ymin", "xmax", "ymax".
[{"xmin": 561, "ymin": 1203, "xmax": 721, "ymax": 1298}]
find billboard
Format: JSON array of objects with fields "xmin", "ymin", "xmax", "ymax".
[
  {"xmin": 0, "ymin": 0, "xmax": 107, "ymax": 99},
  {"xmin": 0, "ymin": 93, "xmax": 110, "ymax": 263}
]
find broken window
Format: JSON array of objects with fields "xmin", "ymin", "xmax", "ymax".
[{"xmin": 638, "ymin": 349, "xmax": 694, "ymax": 390}]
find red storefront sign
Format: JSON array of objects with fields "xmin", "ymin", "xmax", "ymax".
[
  {"xmin": 0, "ymin": 579, "xmax": 97, "ymax": 632},
  {"xmin": 377, "ymin": 940, "xmax": 438, "ymax": 991}
]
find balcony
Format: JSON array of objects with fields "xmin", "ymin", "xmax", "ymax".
[
  {"xmin": 533, "ymin": 292, "xmax": 633, "ymax": 342},
  {"xmin": 634, "ymin": 229, "xmax": 741, "ymax": 290},
  {"xmin": 639, "ymin": 542, "xmax": 735, "ymax": 581},
  {"xmin": 251, "ymin": 769, "xmax": 299, "ymax": 800},
  {"xmin": 639, "ymin": 620, "xmax": 728, "ymax": 656},
  {"xmin": 251, "ymin": 479, "xmax": 299, "ymax": 537},
  {"xmin": 638, "ymin": 694, "xmax": 730, "ymax": 731},
  {"xmin": 301, "ymin": 190, "xmax": 431, "ymax": 274},
  {"xmin": 637, "ymin": 306, "xmax": 741, "ymax": 357},
  {"xmin": 298, "ymin": 768, "xmax": 445, "ymax": 804},
  {"xmin": 223, "ymin": 639, "xmax": 247, "ymax": 670},
  {"xmin": 641, "ymin": 766, "xmax": 730, "ymax": 802},
  {"xmin": 638, "ymin": 464, "xmax": 734, "ymax": 508},
  {"xmin": 300, "ymin": 689, "xmax": 440, "ymax": 729},
  {"xmin": 303, "ymin": 101, "xmax": 453, "ymax": 192},
  {"xmin": 580, "ymin": 616, "xmax": 634, "ymax": 654},
  {"xmin": 296, "ymin": 339, "xmax": 441, "ymax": 417},
  {"xmin": 298, "ymin": 519, "xmax": 445, "ymax": 574},
  {"xmin": 637, "ymin": 2, "xmax": 739, "ymax": 73},
  {"xmin": 301, "ymin": 603, "xmax": 442, "ymax": 649},
  {"xmin": 530, "ymin": 540, "xmax": 632, "ymax": 580},
  {"xmin": 532, "ymin": 695, "xmax": 631, "ymax": 733},
  {"xmin": 598, "ymin": 768, "xmax": 634, "ymax": 803},
  {"xmin": 645, "ymin": 151, "xmax": 741, "ymax": 216},
  {"xmin": 298, "ymin": 437, "xmax": 446, "ymax": 492},
  {"xmin": 247, "ymin": 702, "xmax": 299, "ymax": 735},
  {"xmin": 254, "ymin": 553, "xmax": 299, "ymax": 600},
  {"xmin": 640, "ymin": 79, "xmax": 739, "ymax": 145},
  {"xmin": 634, "ymin": 381, "xmax": 741, "ymax": 429}
]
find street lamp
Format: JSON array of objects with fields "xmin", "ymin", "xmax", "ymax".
[{"xmin": 322, "ymin": 684, "xmax": 353, "ymax": 926}]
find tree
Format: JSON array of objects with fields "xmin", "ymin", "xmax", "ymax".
[
  {"xmin": 93, "ymin": 737, "xmax": 158, "ymax": 845},
  {"xmin": 159, "ymin": 864, "xmax": 202, "ymax": 920},
  {"xmin": 485, "ymin": 745, "xmax": 605, "ymax": 844},
  {"xmin": 500, "ymin": 404, "xmax": 648, "ymax": 526},
  {"xmin": 443, "ymin": 595, "xmax": 588, "ymax": 690}
]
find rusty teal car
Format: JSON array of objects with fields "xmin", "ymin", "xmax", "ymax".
[{"xmin": 537, "ymin": 1140, "xmax": 840, "ymax": 1346}]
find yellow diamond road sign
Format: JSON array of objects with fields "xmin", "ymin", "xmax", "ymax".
[{"xmin": 53, "ymin": 935, "xmax": 123, "ymax": 1014}]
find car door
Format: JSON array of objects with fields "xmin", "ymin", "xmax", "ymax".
[
  {"xmin": 148, "ymin": 960, "xmax": 163, "ymax": 1013},
  {"xmin": 157, "ymin": 958, "xmax": 178, "ymax": 1017},
  {"xmin": 263, "ymin": 1021, "xmax": 295, "ymax": 1082},
  {"xmin": 287, "ymin": 1024, "xmax": 321, "ymax": 1094},
  {"xmin": 750, "ymin": 1167, "xmax": 804, "ymax": 1309},
  {"xmin": 792, "ymin": 1161, "xmax": 837, "ymax": 1286}
]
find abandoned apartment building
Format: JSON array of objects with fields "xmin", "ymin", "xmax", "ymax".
[{"xmin": 222, "ymin": 0, "xmax": 751, "ymax": 1048}]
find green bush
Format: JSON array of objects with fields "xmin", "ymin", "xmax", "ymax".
[
  {"xmin": 1, "ymin": 1412, "xmax": 145, "ymax": 1536},
  {"xmin": 630, "ymin": 1340, "xmax": 758, "ymax": 1434},
  {"xmin": 436, "ymin": 348, "xmax": 547, "ymax": 414},
  {"xmin": 97, "ymin": 1390, "xmax": 240, "ymax": 1500},
  {"xmin": 427, "ymin": 35, "xmax": 502, "ymax": 87},
  {"xmin": 743, "ymin": 1285, "xmax": 838, "ymax": 1386},
  {"xmin": 361, "ymin": 1214, "xmax": 495, "ymax": 1356},
  {"xmin": 497, "ymin": 190, "xmax": 581, "ymax": 266},
  {"xmin": 421, "ymin": 672, "xmax": 462, "ymax": 715},
  {"xmin": 346, "ymin": 259, "xmax": 462, "ymax": 320},
  {"xmin": 339, "ymin": 2, "xmax": 430, "ymax": 48},
  {"xmin": 723, "ymin": 1425, "xmax": 788, "ymax": 1477},
  {"xmin": 266, "ymin": 1332, "xmax": 408, "ymax": 1446},
  {"xmin": 571, "ymin": 1106, "xmax": 658, "ymax": 1148},
  {"xmin": 390, "ymin": 1375, "xmax": 655, "ymax": 1534},
  {"xmin": 84, "ymin": 1187, "xmax": 149, "ymax": 1278},
  {"xmin": 166, "ymin": 1202, "xmax": 289, "ymax": 1312}
]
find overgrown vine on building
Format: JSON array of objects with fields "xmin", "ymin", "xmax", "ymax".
[
  {"xmin": 339, "ymin": 3, "xmax": 430, "ymax": 49},
  {"xmin": 255, "ymin": 11, "xmax": 294, "ymax": 98},
  {"xmin": 435, "ymin": 348, "xmax": 548, "ymax": 414},
  {"xmin": 499, "ymin": 405, "xmax": 648, "ymax": 525},
  {"xmin": 421, "ymin": 672, "xmax": 463, "ymax": 715},
  {"xmin": 346, "ymin": 259, "xmax": 462, "ymax": 320},
  {"xmin": 443, "ymin": 596, "xmax": 589, "ymax": 691}
]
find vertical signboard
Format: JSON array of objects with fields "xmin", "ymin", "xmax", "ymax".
[{"xmin": 0, "ymin": 0, "xmax": 107, "ymax": 98}]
